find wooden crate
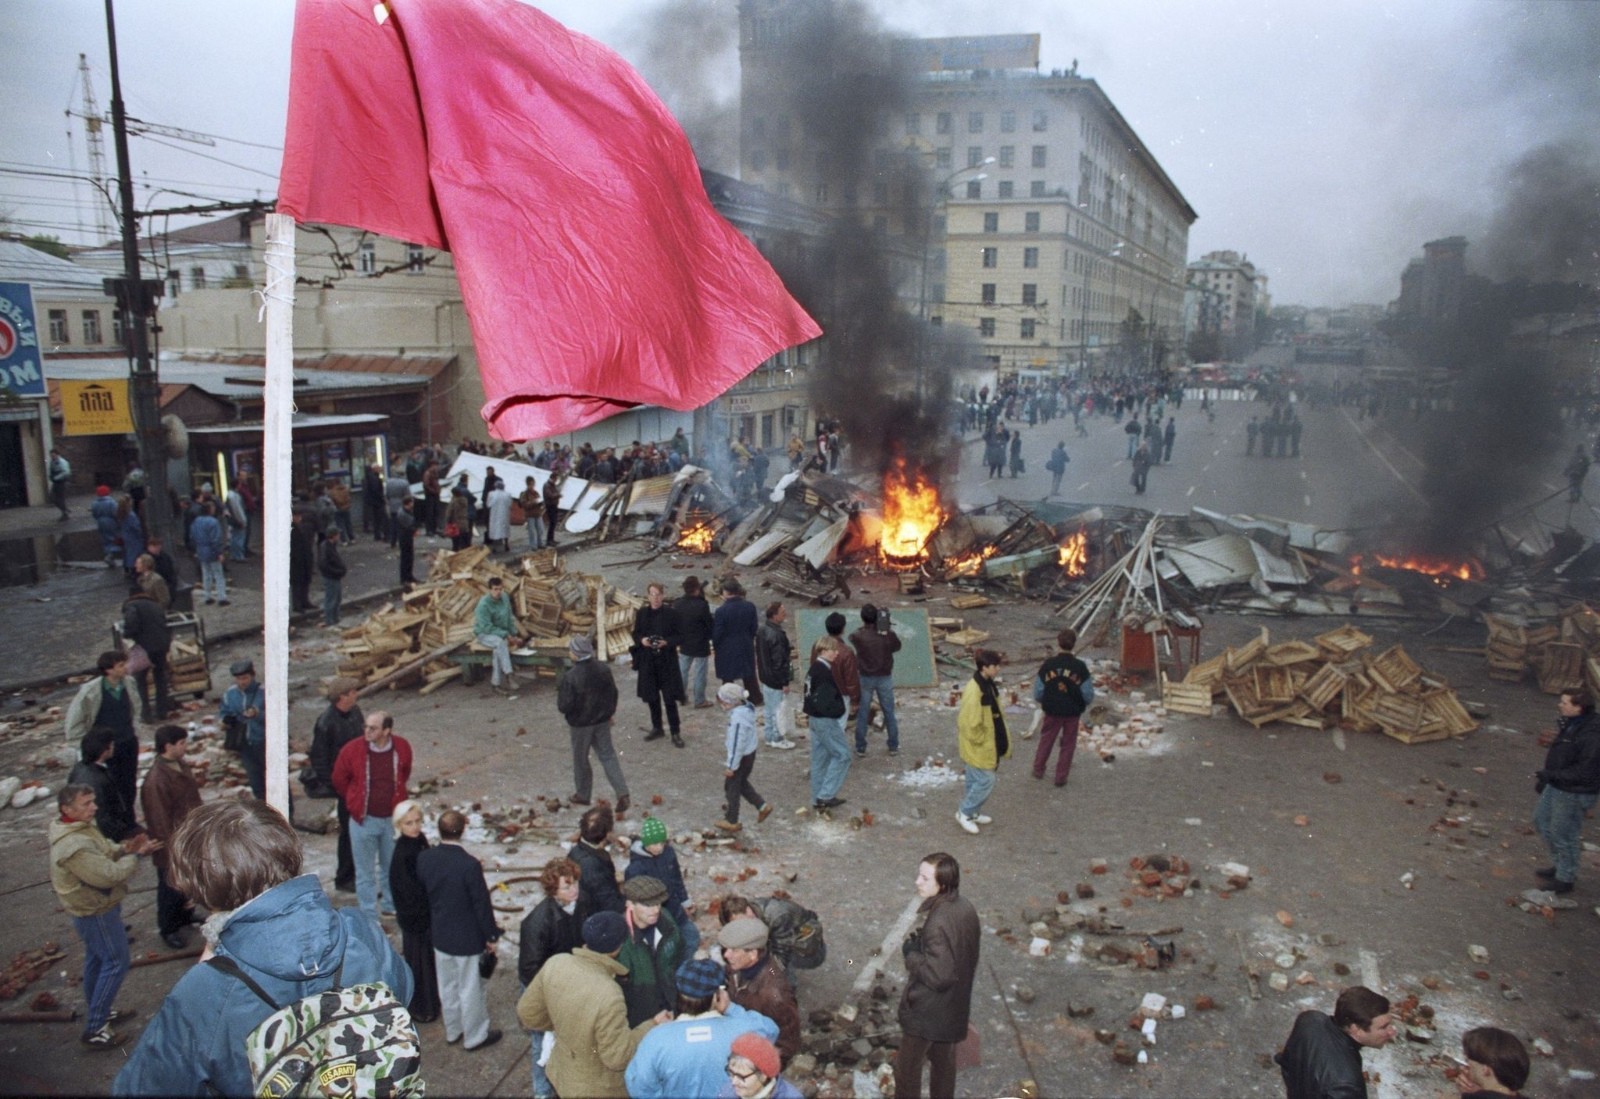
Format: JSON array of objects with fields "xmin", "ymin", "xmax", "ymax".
[
  {"xmin": 1366, "ymin": 645, "xmax": 1422, "ymax": 692},
  {"xmin": 1278, "ymin": 701, "xmax": 1331, "ymax": 730},
  {"xmin": 1254, "ymin": 664, "xmax": 1297, "ymax": 704},
  {"xmin": 1420, "ymin": 688, "xmax": 1478, "ymax": 736},
  {"xmin": 1160, "ymin": 672, "xmax": 1214, "ymax": 716},
  {"xmin": 1536, "ymin": 642, "xmax": 1585, "ymax": 695},
  {"xmin": 1314, "ymin": 625, "xmax": 1373, "ymax": 661},
  {"xmin": 1225, "ymin": 628, "xmax": 1270, "ymax": 674},
  {"xmin": 1297, "ymin": 662, "xmax": 1348, "ymax": 712},
  {"xmin": 1184, "ymin": 651, "xmax": 1228, "ymax": 693},
  {"xmin": 1263, "ymin": 640, "xmax": 1321, "ymax": 667}
]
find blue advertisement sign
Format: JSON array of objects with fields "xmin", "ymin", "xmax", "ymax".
[{"xmin": 0, "ymin": 282, "xmax": 45, "ymax": 399}]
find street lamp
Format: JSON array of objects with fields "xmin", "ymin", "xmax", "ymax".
[{"xmin": 917, "ymin": 157, "xmax": 994, "ymax": 402}]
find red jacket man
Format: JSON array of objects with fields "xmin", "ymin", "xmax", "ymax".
[{"xmin": 332, "ymin": 711, "xmax": 413, "ymax": 918}]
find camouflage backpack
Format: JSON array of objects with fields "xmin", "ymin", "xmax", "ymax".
[{"xmin": 207, "ymin": 956, "xmax": 424, "ymax": 1098}]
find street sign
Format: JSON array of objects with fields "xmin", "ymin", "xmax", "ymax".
[
  {"xmin": 60, "ymin": 378, "xmax": 135, "ymax": 436},
  {"xmin": 0, "ymin": 281, "xmax": 46, "ymax": 399}
]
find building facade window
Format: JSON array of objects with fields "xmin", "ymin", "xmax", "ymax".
[
  {"xmin": 48, "ymin": 309, "xmax": 68, "ymax": 344},
  {"xmin": 1000, "ymin": 110, "xmax": 1016, "ymax": 133},
  {"xmin": 1021, "ymin": 318, "xmax": 1037, "ymax": 339},
  {"xmin": 406, "ymin": 244, "xmax": 425, "ymax": 272},
  {"xmin": 979, "ymin": 317, "xmax": 996, "ymax": 337},
  {"xmin": 1025, "ymin": 211, "xmax": 1041, "ymax": 232},
  {"xmin": 998, "ymin": 145, "xmax": 1014, "ymax": 169},
  {"xmin": 968, "ymin": 112, "xmax": 983, "ymax": 133},
  {"xmin": 82, "ymin": 310, "xmax": 101, "ymax": 344},
  {"xmin": 1030, "ymin": 180, "xmax": 1047, "ymax": 197},
  {"xmin": 1021, "ymin": 284, "xmax": 1037, "ymax": 305},
  {"xmin": 1023, "ymin": 247, "xmax": 1039, "ymax": 268},
  {"xmin": 935, "ymin": 147, "xmax": 952, "ymax": 169},
  {"xmin": 1032, "ymin": 109, "xmax": 1049, "ymax": 131},
  {"xmin": 981, "ymin": 247, "xmax": 998, "ymax": 268},
  {"xmin": 998, "ymin": 181, "xmax": 1014, "ymax": 198},
  {"xmin": 965, "ymin": 180, "xmax": 981, "ymax": 199},
  {"xmin": 190, "ymin": 267, "xmax": 207, "ymax": 289},
  {"xmin": 981, "ymin": 283, "xmax": 996, "ymax": 304},
  {"xmin": 936, "ymin": 111, "xmax": 951, "ymax": 134},
  {"xmin": 1031, "ymin": 145, "xmax": 1047, "ymax": 168},
  {"xmin": 983, "ymin": 212, "xmax": 999, "ymax": 233},
  {"xmin": 358, "ymin": 242, "xmax": 376, "ymax": 275},
  {"xmin": 967, "ymin": 146, "xmax": 984, "ymax": 168}
]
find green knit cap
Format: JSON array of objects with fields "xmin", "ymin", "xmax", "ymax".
[{"xmin": 639, "ymin": 816, "xmax": 669, "ymax": 846}]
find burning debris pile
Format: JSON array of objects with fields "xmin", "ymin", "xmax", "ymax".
[{"xmin": 1165, "ymin": 625, "xmax": 1478, "ymax": 744}]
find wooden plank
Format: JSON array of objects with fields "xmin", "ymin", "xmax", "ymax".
[{"xmin": 1297, "ymin": 662, "xmax": 1347, "ymax": 711}]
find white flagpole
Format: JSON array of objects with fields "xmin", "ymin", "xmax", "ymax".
[{"xmin": 261, "ymin": 213, "xmax": 296, "ymax": 816}]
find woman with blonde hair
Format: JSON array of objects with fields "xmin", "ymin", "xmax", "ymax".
[{"xmin": 389, "ymin": 799, "xmax": 441, "ymax": 1023}]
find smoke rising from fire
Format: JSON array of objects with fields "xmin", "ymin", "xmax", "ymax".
[{"xmin": 622, "ymin": 0, "xmax": 740, "ymax": 174}]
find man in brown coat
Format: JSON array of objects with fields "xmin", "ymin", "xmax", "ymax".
[
  {"xmin": 140, "ymin": 725, "xmax": 203, "ymax": 950},
  {"xmin": 517, "ymin": 911, "xmax": 664, "ymax": 1098},
  {"xmin": 895, "ymin": 853, "xmax": 979, "ymax": 1099},
  {"xmin": 719, "ymin": 917, "xmax": 801, "ymax": 1064}
]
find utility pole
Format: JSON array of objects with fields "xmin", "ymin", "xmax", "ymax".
[{"xmin": 102, "ymin": 0, "xmax": 171, "ymax": 543}]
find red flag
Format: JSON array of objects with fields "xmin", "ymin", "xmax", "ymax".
[{"xmin": 278, "ymin": 0, "xmax": 820, "ymax": 440}]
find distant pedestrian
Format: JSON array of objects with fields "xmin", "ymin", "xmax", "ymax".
[
  {"xmin": 850, "ymin": 604, "xmax": 902, "ymax": 758},
  {"xmin": 1045, "ymin": 442, "xmax": 1068, "ymax": 496},
  {"xmin": 219, "ymin": 658, "xmax": 266, "ymax": 799},
  {"xmin": 673, "ymin": 576, "xmax": 715, "ymax": 709},
  {"xmin": 223, "ymin": 484, "xmax": 249, "ymax": 560},
  {"xmin": 134, "ymin": 553, "xmax": 170, "ymax": 610},
  {"xmin": 48, "ymin": 447, "xmax": 72, "ymax": 519},
  {"xmin": 318, "ymin": 526, "xmax": 347, "ymax": 628},
  {"xmin": 519, "ymin": 475, "xmax": 546, "ymax": 550},
  {"xmin": 192, "ymin": 502, "xmax": 227, "ymax": 605},
  {"xmin": 1130, "ymin": 444, "xmax": 1152, "ymax": 494},
  {"xmin": 395, "ymin": 496, "xmax": 418, "ymax": 584},
  {"xmin": 50, "ymin": 783, "xmax": 159, "ymax": 1050},
  {"xmin": 65, "ymin": 651, "xmax": 139, "ymax": 813},
  {"xmin": 955, "ymin": 649, "xmax": 1010, "ymax": 834},
  {"xmin": 306, "ymin": 677, "xmax": 363, "ymax": 890},
  {"xmin": 485, "ymin": 481, "xmax": 513, "ymax": 552},
  {"xmin": 557, "ymin": 635, "xmax": 630, "ymax": 812},
  {"xmin": 1274, "ymin": 986, "xmax": 1396, "ymax": 1099},
  {"xmin": 894, "ymin": 852, "xmax": 981, "ymax": 1099},
  {"xmin": 141, "ymin": 724, "xmax": 202, "ymax": 950},
  {"xmin": 332, "ymin": 710, "xmax": 412, "ymax": 919},
  {"xmin": 633, "ymin": 582, "xmax": 686, "ymax": 746},
  {"xmin": 1246, "ymin": 416, "xmax": 1259, "ymax": 456},
  {"xmin": 328, "ymin": 477, "xmax": 355, "ymax": 543},
  {"xmin": 1008, "ymin": 431, "xmax": 1023, "ymax": 478},
  {"xmin": 384, "ymin": 464, "xmax": 410, "ymax": 547},
  {"xmin": 416, "ymin": 808, "xmax": 503, "ymax": 1051},
  {"xmin": 1289, "ymin": 415, "xmax": 1303, "ymax": 458},
  {"xmin": 712, "ymin": 578, "xmax": 763, "ymax": 706},
  {"xmin": 1031, "ymin": 628, "xmax": 1092, "ymax": 788},
  {"xmin": 716, "ymin": 683, "xmax": 771, "ymax": 833},
  {"xmin": 363, "ymin": 462, "xmax": 387, "ymax": 540},
  {"xmin": 1162, "ymin": 417, "xmax": 1176, "ymax": 463},
  {"xmin": 387, "ymin": 800, "xmax": 441, "ymax": 1024},
  {"xmin": 92, "ymin": 486, "xmax": 119, "ymax": 563},
  {"xmin": 803, "ymin": 636, "xmax": 851, "ymax": 813},
  {"xmin": 1531, "ymin": 688, "xmax": 1599, "ymax": 895},
  {"xmin": 289, "ymin": 509, "xmax": 315, "ymax": 612},
  {"xmin": 755, "ymin": 602, "xmax": 796, "ymax": 749},
  {"xmin": 1124, "ymin": 417, "xmax": 1142, "ymax": 460},
  {"xmin": 543, "ymin": 472, "xmax": 563, "ymax": 545},
  {"xmin": 446, "ymin": 479, "xmax": 473, "ymax": 550}
]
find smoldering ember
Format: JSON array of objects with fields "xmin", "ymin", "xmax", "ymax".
[{"xmin": 4, "ymin": 2, "xmax": 1600, "ymax": 1098}]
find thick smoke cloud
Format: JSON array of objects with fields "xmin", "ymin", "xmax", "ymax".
[
  {"xmin": 623, "ymin": 0, "xmax": 741, "ymax": 174},
  {"xmin": 1477, "ymin": 142, "xmax": 1600, "ymax": 287}
]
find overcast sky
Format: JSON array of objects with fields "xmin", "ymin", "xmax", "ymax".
[{"xmin": 2, "ymin": 0, "xmax": 1595, "ymax": 307}]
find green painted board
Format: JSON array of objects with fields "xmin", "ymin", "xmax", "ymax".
[{"xmin": 794, "ymin": 607, "xmax": 938, "ymax": 689}]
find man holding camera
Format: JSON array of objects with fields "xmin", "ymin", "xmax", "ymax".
[
  {"xmin": 633, "ymin": 582, "xmax": 686, "ymax": 747},
  {"xmin": 850, "ymin": 604, "xmax": 902, "ymax": 758}
]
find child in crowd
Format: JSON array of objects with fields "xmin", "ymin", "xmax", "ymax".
[{"xmin": 625, "ymin": 815, "xmax": 699, "ymax": 956}]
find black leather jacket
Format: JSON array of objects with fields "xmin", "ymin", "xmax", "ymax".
[
  {"xmin": 1274, "ymin": 1011, "xmax": 1367, "ymax": 1099},
  {"xmin": 1541, "ymin": 711, "xmax": 1600, "ymax": 794},
  {"xmin": 756, "ymin": 619, "xmax": 792, "ymax": 689}
]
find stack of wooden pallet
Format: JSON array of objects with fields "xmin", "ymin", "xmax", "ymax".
[
  {"xmin": 332, "ymin": 546, "xmax": 641, "ymax": 695},
  {"xmin": 167, "ymin": 635, "xmax": 210, "ymax": 698},
  {"xmin": 1163, "ymin": 625, "xmax": 1476, "ymax": 744},
  {"xmin": 1482, "ymin": 606, "xmax": 1598, "ymax": 695}
]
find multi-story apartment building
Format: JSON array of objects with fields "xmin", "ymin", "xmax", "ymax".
[
  {"xmin": 1186, "ymin": 250, "xmax": 1259, "ymax": 349},
  {"xmin": 739, "ymin": 2, "xmax": 1196, "ymax": 375}
]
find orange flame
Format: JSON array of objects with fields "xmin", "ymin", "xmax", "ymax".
[
  {"xmin": 1350, "ymin": 553, "xmax": 1483, "ymax": 582},
  {"xmin": 677, "ymin": 524, "xmax": 716, "ymax": 554},
  {"xmin": 1059, "ymin": 531, "xmax": 1088, "ymax": 577},
  {"xmin": 880, "ymin": 458, "xmax": 945, "ymax": 569},
  {"xmin": 943, "ymin": 545, "xmax": 998, "ymax": 578}
]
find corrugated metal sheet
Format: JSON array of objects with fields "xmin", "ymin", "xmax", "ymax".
[
  {"xmin": 624, "ymin": 475, "xmax": 677, "ymax": 515},
  {"xmin": 1163, "ymin": 534, "xmax": 1259, "ymax": 588}
]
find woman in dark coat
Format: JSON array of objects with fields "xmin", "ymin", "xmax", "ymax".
[
  {"xmin": 895, "ymin": 852, "xmax": 980, "ymax": 1099},
  {"xmin": 388, "ymin": 800, "xmax": 441, "ymax": 1023}
]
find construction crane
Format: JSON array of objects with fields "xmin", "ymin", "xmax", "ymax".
[{"xmin": 65, "ymin": 53, "xmax": 215, "ymax": 244}]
